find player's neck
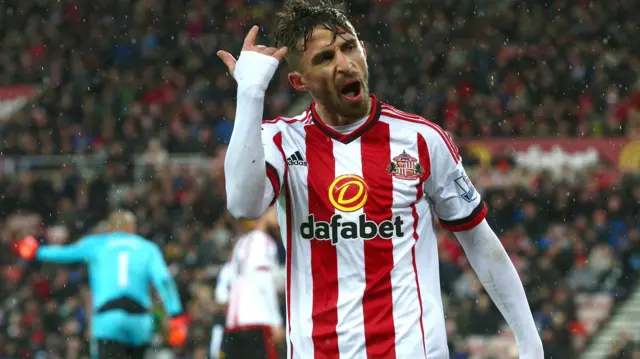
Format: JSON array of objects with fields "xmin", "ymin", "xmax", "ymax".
[
  {"xmin": 110, "ymin": 228, "xmax": 132, "ymax": 234},
  {"xmin": 314, "ymin": 97, "xmax": 372, "ymax": 127}
]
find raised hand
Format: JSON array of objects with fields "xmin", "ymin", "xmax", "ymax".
[{"xmin": 217, "ymin": 25, "xmax": 288, "ymax": 75}]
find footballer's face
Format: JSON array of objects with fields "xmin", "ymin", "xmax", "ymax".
[{"xmin": 289, "ymin": 26, "xmax": 370, "ymax": 119}]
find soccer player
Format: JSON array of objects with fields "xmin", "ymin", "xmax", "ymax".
[
  {"xmin": 217, "ymin": 0, "xmax": 544, "ymax": 358},
  {"xmin": 16, "ymin": 210, "xmax": 188, "ymax": 359},
  {"xmin": 217, "ymin": 208, "xmax": 285, "ymax": 359}
]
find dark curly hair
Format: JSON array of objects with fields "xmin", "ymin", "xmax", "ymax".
[{"xmin": 274, "ymin": 0, "xmax": 356, "ymax": 68}]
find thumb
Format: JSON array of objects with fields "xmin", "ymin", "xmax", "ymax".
[{"xmin": 217, "ymin": 50, "xmax": 237, "ymax": 75}]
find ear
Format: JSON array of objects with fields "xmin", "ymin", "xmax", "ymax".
[
  {"xmin": 288, "ymin": 72, "xmax": 307, "ymax": 92},
  {"xmin": 360, "ymin": 40, "xmax": 366, "ymax": 57}
]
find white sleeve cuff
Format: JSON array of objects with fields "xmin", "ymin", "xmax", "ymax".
[{"xmin": 235, "ymin": 51, "xmax": 280, "ymax": 91}]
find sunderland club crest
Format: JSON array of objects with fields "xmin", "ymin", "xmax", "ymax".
[{"xmin": 386, "ymin": 150, "xmax": 425, "ymax": 180}]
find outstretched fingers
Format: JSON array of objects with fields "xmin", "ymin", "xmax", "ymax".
[
  {"xmin": 218, "ymin": 26, "xmax": 288, "ymax": 76},
  {"xmin": 243, "ymin": 25, "xmax": 260, "ymax": 50}
]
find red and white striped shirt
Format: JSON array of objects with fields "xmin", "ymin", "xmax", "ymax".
[{"xmin": 262, "ymin": 95, "xmax": 487, "ymax": 359}]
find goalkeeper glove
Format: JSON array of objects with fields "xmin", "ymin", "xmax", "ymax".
[
  {"xmin": 167, "ymin": 314, "xmax": 189, "ymax": 347},
  {"xmin": 17, "ymin": 236, "xmax": 39, "ymax": 260}
]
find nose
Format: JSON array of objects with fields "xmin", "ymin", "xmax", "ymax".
[{"xmin": 334, "ymin": 50, "xmax": 352, "ymax": 74}]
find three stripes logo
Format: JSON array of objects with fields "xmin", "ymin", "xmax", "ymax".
[{"xmin": 287, "ymin": 151, "xmax": 308, "ymax": 166}]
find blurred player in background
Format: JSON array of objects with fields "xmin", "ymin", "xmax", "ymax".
[
  {"xmin": 218, "ymin": 0, "xmax": 544, "ymax": 358},
  {"xmin": 211, "ymin": 260, "xmax": 233, "ymax": 359},
  {"xmin": 16, "ymin": 210, "xmax": 189, "ymax": 359},
  {"xmin": 216, "ymin": 207, "xmax": 284, "ymax": 359}
]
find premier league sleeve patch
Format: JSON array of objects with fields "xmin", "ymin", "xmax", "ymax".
[{"xmin": 454, "ymin": 175, "xmax": 477, "ymax": 203}]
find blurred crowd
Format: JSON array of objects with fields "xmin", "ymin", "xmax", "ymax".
[
  {"xmin": 607, "ymin": 332, "xmax": 640, "ymax": 359},
  {"xmin": 443, "ymin": 166, "xmax": 639, "ymax": 358},
  {"xmin": 0, "ymin": 0, "xmax": 639, "ymax": 358},
  {"xmin": 360, "ymin": 0, "xmax": 640, "ymax": 138},
  {"xmin": 1, "ymin": 158, "xmax": 638, "ymax": 358},
  {"xmin": 1, "ymin": 0, "xmax": 639, "ymax": 159},
  {"xmin": 0, "ymin": 157, "xmax": 237, "ymax": 359}
]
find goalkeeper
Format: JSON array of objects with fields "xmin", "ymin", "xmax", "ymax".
[{"xmin": 16, "ymin": 210, "xmax": 188, "ymax": 359}]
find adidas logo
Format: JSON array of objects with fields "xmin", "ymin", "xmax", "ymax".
[{"xmin": 287, "ymin": 151, "xmax": 308, "ymax": 166}]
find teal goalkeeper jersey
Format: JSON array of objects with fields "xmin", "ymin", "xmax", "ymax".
[{"xmin": 36, "ymin": 231, "xmax": 182, "ymax": 316}]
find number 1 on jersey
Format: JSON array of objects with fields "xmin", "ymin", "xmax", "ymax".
[{"xmin": 118, "ymin": 251, "xmax": 129, "ymax": 288}]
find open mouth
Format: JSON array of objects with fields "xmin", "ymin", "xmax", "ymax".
[{"xmin": 340, "ymin": 80, "xmax": 363, "ymax": 102}]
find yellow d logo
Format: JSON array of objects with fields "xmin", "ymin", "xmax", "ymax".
[{"xmin": 328, "ymin": 174, "xmax": 368, "ymax": 212}]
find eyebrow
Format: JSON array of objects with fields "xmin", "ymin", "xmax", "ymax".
[{"xmin": 310, "ymin": 37, "xmax": 357, "ymax": 65}]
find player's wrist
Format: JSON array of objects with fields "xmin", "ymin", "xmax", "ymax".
[
  {"xmin": 234, "ymin": 51, "xmax": 279, "ymax": 91},
  {"xmin": 237, "ymin": 84, "xmax": 269, "ymax": 100}
]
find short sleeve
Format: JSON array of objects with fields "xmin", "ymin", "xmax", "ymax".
[
  {"xmin": 262, "ymin": 125, "xmax": 287, "ymax": 206},
  {"xmin": 422, "ymin": 130, "xmax": 487, "ymax": 232}
]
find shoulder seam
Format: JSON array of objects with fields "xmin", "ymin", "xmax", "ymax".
[
  {"xmin": 381, "ymin": 104, "xmax": 461, "ymax": 163},
  {"xmin": 262, "ymin": 110, "xmax": 312, "ymax": 125},
  {"xmin": 381, "ymin": 103, "xmax": 430, "ymax": 123}
]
